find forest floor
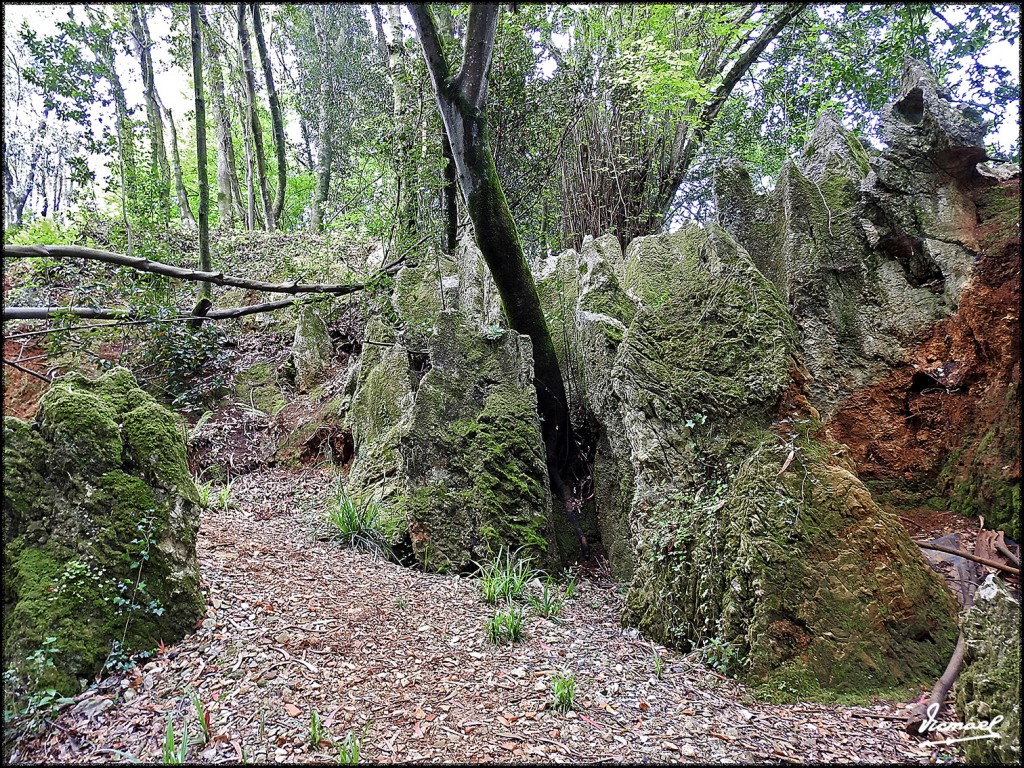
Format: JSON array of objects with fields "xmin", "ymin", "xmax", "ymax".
[{"xmin": 10, "ymin": 460, "xmax": 964, "ymax": 765}]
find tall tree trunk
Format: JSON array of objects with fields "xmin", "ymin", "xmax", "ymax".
[
  {"xmin": 130, "ymin": 4, "xmax": 172, "ymax": 222},
  {"xmin": 409, "ymin": 4, "xmax": 573, "ymax": 483},
  {"xmin": 311, "ymin": 112, "xmax": 333, "ymax": 231},
  {"xmin": 237, "ymin": 2, "xmax": 273, "ymax": 231},
  {"xmin": 441, "ymin": 133, "xmax": 457, "ymax": 253},
  {"xmin": 385, "ymin": 4, "xmax": 417, "ymax": 234},
  {"xmin": 191, "ymin": 4, "xmax": 212, "ymax": 298},
  {"xmin": 8, "ymin": 115, "xmax": 47, "ymax": 226},
  {"xmin": 201, "ymin": 6, "xmax": 243, "ymax": 228},
  {"xmin": 163, "ymin": 105, "xmax": 197, "ymax": 229},
  {"xmin": 250, "ymin": 3, "xmax": 287, "ymax": 227}
]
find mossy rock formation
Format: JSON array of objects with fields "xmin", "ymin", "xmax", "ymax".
[
  {"xmin": 538, "ymin": 225, "xmax": 958, "ymax": 698},
  {"xmin": 401, "ymin": 313, "xmax": 557, "ymax": 571},
  {"xmin": 3, "ymin": 368, "xmax": 204, "ymax": 695},
  {"xmin": 955, "ymin": 576, "xmax": 1021, "ymax": 765}
]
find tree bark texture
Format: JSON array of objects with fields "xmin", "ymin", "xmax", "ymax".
[
  {"xmin": 190, "ymin": 4, "xmax": 212, "ymax": 298},
  {"xmin": 250, "ymin": 3, "xmax": 287, "ymax": 226},
  {"xmin": 237, "ymin": 3, "xmax": 274, "ymax": 231}
]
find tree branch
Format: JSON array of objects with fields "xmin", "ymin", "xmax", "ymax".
[
  {"xmin": 3, "ymin": 244, "xmax": 387, "ymax": 295},
  {"xmin": 702, "ymin": 3, "xmax": 805, "ymax": 129},
  {"xmin": 915, "ymin": 540, "xmax": 1021, "ymax": 576},
  {"xmin": 3, "ymin": 297, "xmax": 302, "ymax": 323},
  {"xmin": 2, "ymin": 357, "xmax": 53, "ymax": 382},
  {"xmin": 456, "ymin": 3, "xmax": 499, "ymax": 109},
  {"xmin": 407, "ymin": 4, "xmax": 452, "ymax": 93}
]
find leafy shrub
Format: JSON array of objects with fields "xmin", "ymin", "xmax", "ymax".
[{"xmin": 2, "ymin": 638, "xmax": 74, "ymax": 759}]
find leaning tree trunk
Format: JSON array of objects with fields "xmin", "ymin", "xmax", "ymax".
[
  {"xmin": 191, "ymin": 4, "xmax": 212, "ymax": 298},
  {"xmin": 237, "ymin": 2, "xmax": 273, "ymax": 231},
  {"xmin": 250, "ymin": 3, "xmax": 287, "ymax": 227},
  {"xmin": 408, "ymin": 3, "xmax": 573, "ymax": 480},
  {"xmin": 162, "ymin": 106, "xmax": 197, "ymax": 230}
]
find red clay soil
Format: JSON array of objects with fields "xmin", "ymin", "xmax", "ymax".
[
  {"xmin": 2, "ymin": 338, "xmax": 54, "ymax": 420},
  {"xmin": 829, "ymin": 177, "xmax": 1021, "ymax": 503}
]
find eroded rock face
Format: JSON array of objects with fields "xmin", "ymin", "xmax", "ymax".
[
  {"xmin": 538, "ymin": 228, "xmax": 958, "ymax": 698},
  {"xmin": 402, "ymin": 313, "xmax": 557, "ymax": 571},
  {"xmin": 291, "ymin": 303, "xmax": 335, "ymax": 393},
  {"xmin": 3, "ymin": 368, "xmax": 204, "ymax": 695},
  {"xmin": 335, "ymin": 242, "xmax": 557, "ymax": 571},
  {"xmin": 716, "ymin": 59, "xmax": 989, "ymax": 415},
  {"xmin": 955, "ymin": 576, "xmax": 1021, "ymax": 765}
]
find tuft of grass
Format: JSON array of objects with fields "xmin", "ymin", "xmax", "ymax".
[
  {"xmin": 215, "ymin": 480, "xmax": 234, "ymax": 511},
  {"xmin": 324, "ymin": 483, "xmax": 393, "ymax": 559},
  {"xmin": 653, "ymin": 646, "xmax": 664, "ymax": 679},
  {"xmin": 551, "ymin": 672, "xmax": 576, "ymax": 713},
  {"xmin": 186, "ymin": 688, "xmax": 210, "ymax": 743},
  {"xmin": 485, "ymin": 607, "xmax": 525, "ymax": 645},
  {"xmin": 335, "ymin": 725, "xmax": 367, "ymax": 765},
  {"xmin": 476, "ymin": 548, "xmax": 534, "ymax": 604},
  {"xmin": 162, "ymin": 712, "xmax": 189, "ymax": 764},
  {"xmin": 524, "ymin": 577, "xmax": 573, "ymax": 618},
  {"xmin": 194, "ymin": 479, "xmax": 213, "ymax": 508},
  {"xmin": 310, "ymin": 709, "xmax": 328, "ymax": 748}
]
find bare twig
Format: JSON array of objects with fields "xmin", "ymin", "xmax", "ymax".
[
  {"xmin": 3, "ymin": 297, "xmax": 308, "ymax": 323},
  {"xmin": 2, "ymin": 358, "xmax": 53, "ymax": 382}
]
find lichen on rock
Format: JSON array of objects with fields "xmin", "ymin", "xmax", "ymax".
[
  {"xmin": 3, "ymin": 368, "xmax": 204, "ymax": 696},
  {"xmin": 955, "ymin": 575, "xmax": 1021, "ymax": 765},
  {"xmin": 291, "ymin": 301, "xmax": 335, "ymax": 393}
]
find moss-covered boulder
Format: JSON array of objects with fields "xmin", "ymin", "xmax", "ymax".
[
  {"xmin": 3, "ymin": 368, "xmax": 204, "ymax": 695},
  {"xmin": 233, "ymin": 361, "xmax": 286, "ymax": 416},
  {"xmin": 955, "ymin": 575, "xmax": 1021, "ymax": 765},
  {"xmin": 291, "ymin": 302, "xmax": 335, "ymax": 393},
  {"xmin": 400, "ymin": 312, "xmax": 557, "ymax": 572},
  {"xmin": 346, "ymin": 318, "xmax": 416, "ymax": 511}
]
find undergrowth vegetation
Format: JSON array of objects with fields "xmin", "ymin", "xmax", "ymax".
[{"xmin": 323, "ymin": 481, "xmax": 395, "ymax": 560}]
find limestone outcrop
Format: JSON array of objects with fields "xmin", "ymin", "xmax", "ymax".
[
  {"xmin": 955, "ymin": 576, "xmax": 1021, "ymax": 765},
  {"xmin": 3, "ymin": 368, "xmax": 204, "ymax": 695},
  {"xmin": 337, "ymin": 242, "xmax": 558, "ymax": 570},
  {"xmin": 537, "ymin": 227, "xmax": 958, "ymax": 698},
  {"xmin": 715, "ymin": 59, "xmax": 988, "ymax": 414}
]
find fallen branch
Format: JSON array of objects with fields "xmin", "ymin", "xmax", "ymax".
[
  {"xmin": 905, "ymin": 632, "xmax": 967, "ymax": 736},
  {"xmin": 2, "ymin": 357, "xmax": 53, "ymax": 382},
  {"xmin": 995, "ymin": 538, "xmax": 1020, "ymax": 567},
  {"xmin": 4, "ymin": 297, "xmax": 301, "ymax": 323},
  {"xmin": 914, "ymin": 540, "xmax": 1020, "ymax": 577},
  {"xmin": 3, "ymin": 243, "xmax": 391, "ymax": 295}
]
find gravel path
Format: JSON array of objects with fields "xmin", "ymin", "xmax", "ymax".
[{"xmin": 12, "ymin": 466, "xmax": 955, "ymax": 764}]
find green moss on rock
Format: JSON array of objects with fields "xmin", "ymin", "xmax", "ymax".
[
  {"xmin": 233, "ymin": 362, "xmax": 286, "ymax": 416},
  {"xmin": 401, "ymin": 313, "xmax": 555, "ymax": 571},
  {"xmin": 3, "ymin": 368, "xmax": 203, "ymax": 696},
  {"xmin": 955, "ymin": 576, "xmax": 1021, "ymax": 765}
]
